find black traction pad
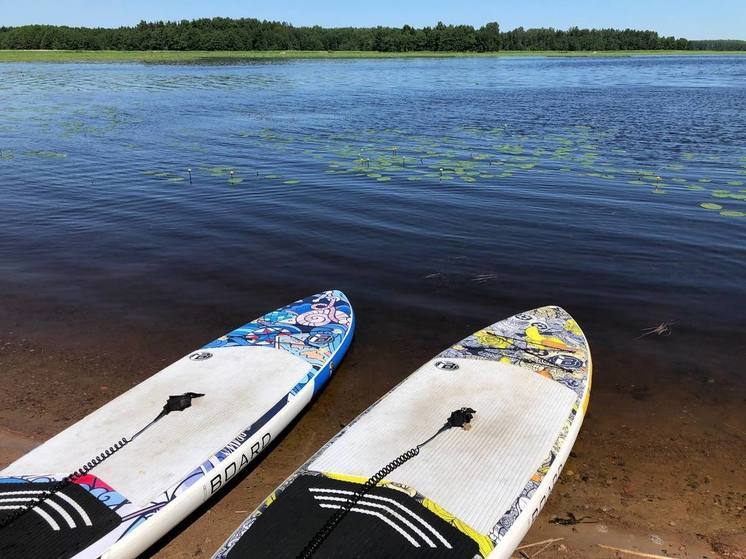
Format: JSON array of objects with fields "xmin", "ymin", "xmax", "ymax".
[
  {"xmin": 226, "ymin": 474, "xmax": 481, "ymax": 558},
  {"xmin": 0, "ymin": 481, "xmax": 121, "ymax": 559}
]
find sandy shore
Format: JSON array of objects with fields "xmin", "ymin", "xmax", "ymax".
[{"xmin": 1, "ymin": 316, "xmax": 744, "ymax": 559}]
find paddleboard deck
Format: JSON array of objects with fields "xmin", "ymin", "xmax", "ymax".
[
  {"xmin": 212, "ymin": 306, "xmax": 590, "ymax": 559},
  {"xmin": 0, "ymin": 290, "xmax": 354, "ymax": 559}
]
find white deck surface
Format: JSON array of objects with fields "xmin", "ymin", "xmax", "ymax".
[
  {"xmin": 308, "ymin": 358, "xmax": 577, "ymax": 534},
  {"xmin": 4, "ymin": 346, "xmax": 310, "ymax": 505}
]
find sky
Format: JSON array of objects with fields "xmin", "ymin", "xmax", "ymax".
[{"xmin": 0, "ymin": 0, "xmax": 744, "ymax": 40}]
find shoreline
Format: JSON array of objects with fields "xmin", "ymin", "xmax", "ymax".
[
  {"xmin": 1, "ymin": 49, "xmax": 745, "ymax": 63},
  {"xmin": 1, "ymin": 304, "xmax": 744, "ymax": 558}
]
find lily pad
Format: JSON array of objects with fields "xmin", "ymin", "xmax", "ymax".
[
  {"xmin": 700, "ymin": 203, "xmax": 723, "ymax": 210},
  {"xmin": 24, "ymin": 150, "xmax": 67, "ymax": 159},
  {"xmin": 720, "ymin": 210, "xmax": 746, "ymax": 217},
  {"xmin": 205, "ymin": 166, "xmax": 234, "ymax": 177},
  {"xmin": 283, "ymin": 179, "xmax": 300, "ymax": 185},
  {"xmin": 228, "ymin": 177, "xmax": 244, "ymax": 185}
]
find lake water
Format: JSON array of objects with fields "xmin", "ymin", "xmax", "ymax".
[{"xmin": 1, "ymin": 55, "xmax": 745, "ymax": 389}]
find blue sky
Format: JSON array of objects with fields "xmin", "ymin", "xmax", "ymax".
[{"xmin": 1, "ymin": 0, "xmax": 744, "ymax": 40}]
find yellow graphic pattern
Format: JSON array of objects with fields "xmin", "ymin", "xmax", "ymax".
[{"xmin": 421, "ymin": 497, "xmax": 495, "ymax": 557}]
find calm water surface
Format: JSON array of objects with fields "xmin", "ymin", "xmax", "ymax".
[{"xmin": 1, "ymin": 56, "xmax": 745, "ymax": 386}]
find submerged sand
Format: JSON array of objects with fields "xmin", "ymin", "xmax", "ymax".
[{"xmin": 0, "ymin": 311, "xmax": 744, "ymax": 559}]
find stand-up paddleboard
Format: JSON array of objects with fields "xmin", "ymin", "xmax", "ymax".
[
  {"xmin": 0, "ymin": 290, "xmax": 354, "ymax": 559},
  {"xmin": 212, "ymin": 306, "xmax": 590, "ymax": 559}
]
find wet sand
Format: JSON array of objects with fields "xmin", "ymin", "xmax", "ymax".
[{"xmin": 1, "ymin": 302, "xmax": 744, "ymax": 559}]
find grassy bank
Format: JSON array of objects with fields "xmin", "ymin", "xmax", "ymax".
[{"xmin": 0, "ymin": 49, "xmax": 744, "ymax": 63}]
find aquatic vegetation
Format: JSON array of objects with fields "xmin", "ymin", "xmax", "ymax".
[
  {"xmin": 143, "ymin": 170, "xmax": 186, "ymax": 182},
  {"xmin": 204, "ymin": 166, "xmax": 235, "ymax": 177},
  {"xmin": 700, "ymin": 203, "xmax": 723, "ymax": 210},
  {"xmin": 228, "ymin": 177, "xmax": 244, "ymax": 185},
  {"xmin": 283, "ymin": 179, "xmax": 300, "ymax": 185},
  {"xmin": 0, "ymin": 150, "xmax": 13, "ymax": 160},
  {"xmin": 216, "ymin": 124, "xmax": 746, "ymax": 220},
  {"xmin": 23, "ymin": 150, "xmax": 67, "ymax": 159},
  {"xmin": 720, "ymin": 210, "xmax": 746, "ymax": 217},
  {"xmin": 711, "ymin": 190, "xmax": 731, "ymax": 198}
]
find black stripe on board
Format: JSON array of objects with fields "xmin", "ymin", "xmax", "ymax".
[
  {"xmin": 0, "ymin": 482, "xmax": 121, "ymax": 559},
  {"xmin": 226, "ymin": 475, "xmax": 481, "ymax": 558}
]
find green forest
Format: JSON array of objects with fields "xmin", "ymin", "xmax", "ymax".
[{"xmin": 0, "ymin": 18, "xmax": 744, "ymax": 52}]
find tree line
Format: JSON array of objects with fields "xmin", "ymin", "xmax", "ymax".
[{"xmin": 0, "ymin": 18, "xmax": 743, "ymax": 52}]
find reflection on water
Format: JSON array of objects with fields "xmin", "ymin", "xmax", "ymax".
[{"xmin": 0, "ymin": 56, "xmax": 745, "ymax": 383}]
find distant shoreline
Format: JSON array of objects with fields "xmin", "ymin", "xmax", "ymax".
[{"xmin": 2, "ymin": 49, "xmax": 746, "ymax": 63}]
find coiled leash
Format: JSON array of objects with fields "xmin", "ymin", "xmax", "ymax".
[
  {"xmin": 0, "ymin": 392, "xmax": 204, "ymax": 530},
  {"xmin": 298, "ymin": 406, "xmax": 477, "ymax": 559}
]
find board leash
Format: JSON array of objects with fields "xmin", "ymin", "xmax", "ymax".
[
  {"xmin": 0, "ymin": 392, "xmax": 204, "ymax": 530},
  {"xmin": 297, "ymin": 407, "xmax": 476, "ymax": 559}
]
